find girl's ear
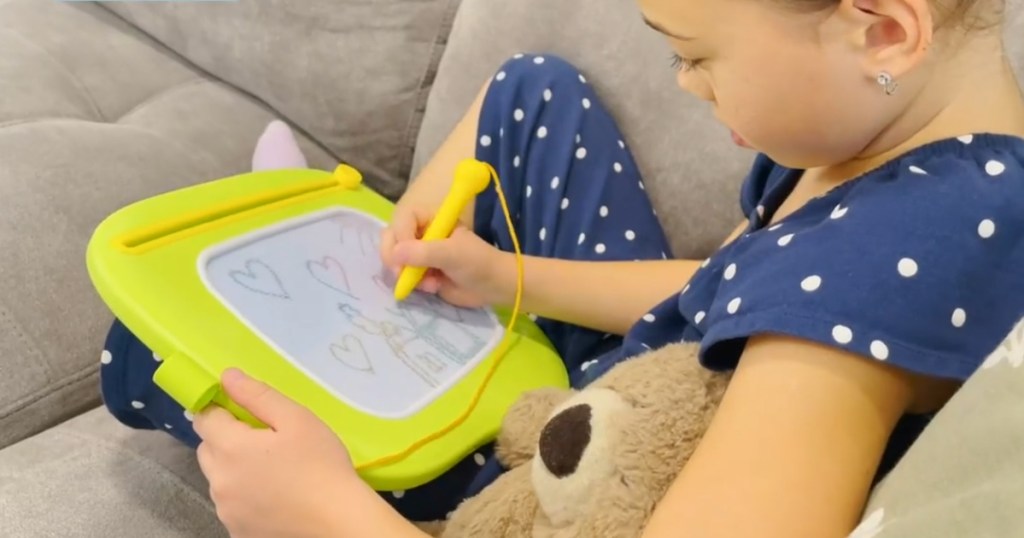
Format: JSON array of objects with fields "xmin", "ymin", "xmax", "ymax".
[{"xmin": 835, "ymin": 0, "xmax": 934, "ymax": 79}]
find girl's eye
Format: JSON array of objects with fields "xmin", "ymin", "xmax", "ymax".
[{"xmin": 669, "ymin": 53, "xmax": 700, "ymax": 72}]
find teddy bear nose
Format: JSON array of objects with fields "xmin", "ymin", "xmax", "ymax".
[{"xmin": 538, "ymin": 403, "xmax": 592, "ymax": 478}]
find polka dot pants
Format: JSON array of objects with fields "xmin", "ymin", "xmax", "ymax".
[
  {"xmin": 473, "ymin": 53, "xmax": 673, "ymax": 383},
  {"xmin": 98, "ymin": 53, "xmax": 672, "ymax": 522}
]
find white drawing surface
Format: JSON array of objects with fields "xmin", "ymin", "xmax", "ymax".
[{"xmin": 200, "ymin": 207, "xmax": 503, "ymax": 419}]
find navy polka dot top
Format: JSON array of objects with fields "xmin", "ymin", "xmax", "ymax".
[{"xmin": 592, "ymin": 133, "xmax": 1024, "ymax": 385}]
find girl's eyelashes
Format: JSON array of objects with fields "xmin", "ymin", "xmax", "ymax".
[{"xmin": 669, "ymin": 52, "xmax": 701, "ymax": 72}]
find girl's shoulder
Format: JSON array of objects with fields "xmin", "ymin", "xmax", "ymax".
[
  {"xmin": 852, "ymin": 132, "xmax": 1024, "ymax": 193},
  {"xmin": 742, "ymin": 133, "xmax": 1024, "ymax": 231},
  {"xmin": 706, "ymin": 134, "xmax": 1024, "ymax": 380}
]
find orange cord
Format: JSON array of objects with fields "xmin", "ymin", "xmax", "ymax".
[{"xmin": 354, "ymin": 162, "xmax": 524, "ymax": 472}]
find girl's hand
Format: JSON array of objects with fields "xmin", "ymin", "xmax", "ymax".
[
  {"xmin": 381, "ymin": 200, "xmax": 431, "ymax": 285},
  {"xmin": 193, "ymin": 369, "xmax": 364, "ymax": 538},
  {"xmin": 391, "ymin": 227, "xmax": 513, "ymax": 309},
  {"xmin": 380, "ymin": 197, "xmax": 458, "ymax": 296}
]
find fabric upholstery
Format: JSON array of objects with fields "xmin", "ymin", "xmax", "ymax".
[
  {"xmin": 102, "ymin": 0, "xmax": 464, "ymax": 200},
  {"xmin": 412, "ymin": 0, "xmax": 756, "ymax": 260},
  {"xmin": 414, "ymin": 0, "xmax": 1024, "ymax": 259},
  {"xmin": 852, "ymin": 320, "xmax": 1024, "ymax": 537},
  {"xmin": 0, "ymin": 407, "xmax": 225, "ymax": 538},
  {"xmin": 0, "ymin": 0, "xmax": 336, "ymax": 449},
  {"xmin": 1, "ymin": 0, "xmax": 1023, "ymax": 535}
]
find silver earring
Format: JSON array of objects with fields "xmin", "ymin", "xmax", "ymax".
[{"xmin": 877, "ymin": 71, "xmax": 898, "ymax": 96}]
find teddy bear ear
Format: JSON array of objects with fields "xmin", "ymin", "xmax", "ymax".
[{"xmin": 495, "ymin": 387, "xmax": 575, "ymax": 468}]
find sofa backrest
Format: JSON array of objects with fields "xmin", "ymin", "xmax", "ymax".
[
  {"xmin": 418, "ymin": 6, "xmax": 1024, "ymax": 535},
  {"xmin": 101, "ymin": 0, "xmax": 463, "ymax": 200},
  {"xmin": 415, "ymin": 0, "xmax": 1024, "ymax": 259}
]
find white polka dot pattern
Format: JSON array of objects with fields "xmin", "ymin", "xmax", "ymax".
[{"xmin": 472, "ymin": 61, "xmax": 1024, "ymax": 389}]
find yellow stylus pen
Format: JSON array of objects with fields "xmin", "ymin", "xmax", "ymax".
[{"xmin": 393, "ymin": 159, "xmax": 493, "ymax": 301}]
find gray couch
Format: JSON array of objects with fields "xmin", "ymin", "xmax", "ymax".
[{"xmin": 1, "ymin": 1, "xmax": 1023, "ymax": 536}]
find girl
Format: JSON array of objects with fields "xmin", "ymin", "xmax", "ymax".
[{"xmin": 100, "ymin": 0, "xmax": 1024, "ymax": 536}]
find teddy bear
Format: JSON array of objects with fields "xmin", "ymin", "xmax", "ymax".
[{"xmin": 421, "ymin": 342, "xmax": 731, "ymax": 538}]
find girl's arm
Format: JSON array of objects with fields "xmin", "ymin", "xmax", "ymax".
[
  {"xmin": 324, "ymin": 480, "xmax": 432, "ymax": 538},
  {"xmin": 493, "ymin": 222, "xmax": 749, "ymax": 336},
  {"xmin": 389, "ymin": 75, "xmax": 749, "ymax": 335},
  {"xmin": 496, "ymin": 257, "xmax": 702, "ymax": 335},
  {"xmin": 640, "ymin": 334, "xmax": 944, "ymax": 538}
]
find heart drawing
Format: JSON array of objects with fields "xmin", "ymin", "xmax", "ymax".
[
  {"xmin": 330, "ymin": 334, "xmax": 375, "ymax": 374},
  {"xmin": 229, "ymin": 259, "xmax": 290, "ymax": 299},
  {"xmin": 307, "ymin": 256, "xmax": 356, "ymax": 299}
]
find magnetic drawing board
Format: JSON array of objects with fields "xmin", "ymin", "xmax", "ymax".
[
  {"xmin": 86, "ymin": 166, "xmax": 570, "ymax": 491},
  {"xmin": 200, "ymin": 208, "xmax": 504, "ymax": 419}
]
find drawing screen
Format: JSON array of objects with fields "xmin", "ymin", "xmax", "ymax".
[{"xmin": 200, "ymin": 207, "xmax": 504, "ymax": 419}]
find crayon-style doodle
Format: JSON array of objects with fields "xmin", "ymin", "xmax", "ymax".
[
  {"xmin": 308, "ymin": 256, "xmax": 357, "ymax": 300},
  {"xmin": 329, "ymin": 334, "xmax": 374, "ymax": 374},
  {"xmin": 229, "ymin": 259, "xmax": 290, "ymax": 299}
]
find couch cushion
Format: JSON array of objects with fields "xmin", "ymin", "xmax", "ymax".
[
  {"xmin": 850, "ymin": 318, "xmax": 1024, "ymax": 537},
  {"xmin": 0, "ymin": 0, "xmax": 336, "ymax": 448},
  {"xmin": 1005, "ymin": 1, "xmax": 1024, "ymax": 75},
  {"xmin": 417, "ymin": 0, "xmax": 1024, "ymax": 534},
  {"xmin": 0, "ymin": 407, "xmax": 226, "ymax": 538},
  {"xmin": 413, "ymin": 0, "xmax": 755, "ymax": 260},
  {"xmin": 415, "ymin": 0, "xmax": 1024, "ymax": 259},
  {"xmin": 102, "ymin": 0, "xmax": 463, "ymax": 200}
]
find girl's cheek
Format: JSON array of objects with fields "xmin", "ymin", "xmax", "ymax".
[{"xmin": 677, "ymin": 71, "xmax": 715, "ymax": 102}]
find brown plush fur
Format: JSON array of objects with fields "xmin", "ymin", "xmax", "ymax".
[{"xmin": 424, "ymin": 342, "xmax": 730, "ymax": 538}]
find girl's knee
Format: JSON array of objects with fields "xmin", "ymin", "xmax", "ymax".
[
  {"xmin": 486, "ymin": 52, "xmax": 592, "ymax": 107},
  {"xmin": 478, "ymin": 52, "xmax": 597, "ymax": 147},
  {"xmin": 99, "ymin": 321, "xmax": 162, "ymax": 428},
  {"xmin": 493, "ymin": 52, "xmax": 586, "ymax": 80}
]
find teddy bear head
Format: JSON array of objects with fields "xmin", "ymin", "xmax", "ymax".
[
  {"xmin": 436, "ymin": 342, "xmax": 731, "ymax": 538},
  {"xmin": 528, "ymin": 343, "xmax": 730, "ymax": 536}
]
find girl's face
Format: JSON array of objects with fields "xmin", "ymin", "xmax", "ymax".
[{"xmin": 637, "ymin": 0, "xmax": 907, "ymax": 169}]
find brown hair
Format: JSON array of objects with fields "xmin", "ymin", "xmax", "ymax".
[{"xmin": 785, "ymin": 0, "xmax": 1002, "ymax": 30}]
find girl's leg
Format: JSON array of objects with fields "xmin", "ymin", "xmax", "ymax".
[
  {"xmin": 101, "ymin": 315, "xmax": 495, "ymax": 522},
  {"xmin": 100, "ymin": 320, "xmax": 201, "ymax": 446},
  {"xmin": 355, "ymin": 55, "xmax": 678, "ymax": 522},
  {"xmin": 99, "ymin": 119, "xmax": 479, "ymax": 523},
  {"xmin": 472, "ymin": 53, "xmax": 672, "ymax": 377},
  {"xmin": 100, "ymin": 58, "xmax": 672, "ymax": 522}
]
